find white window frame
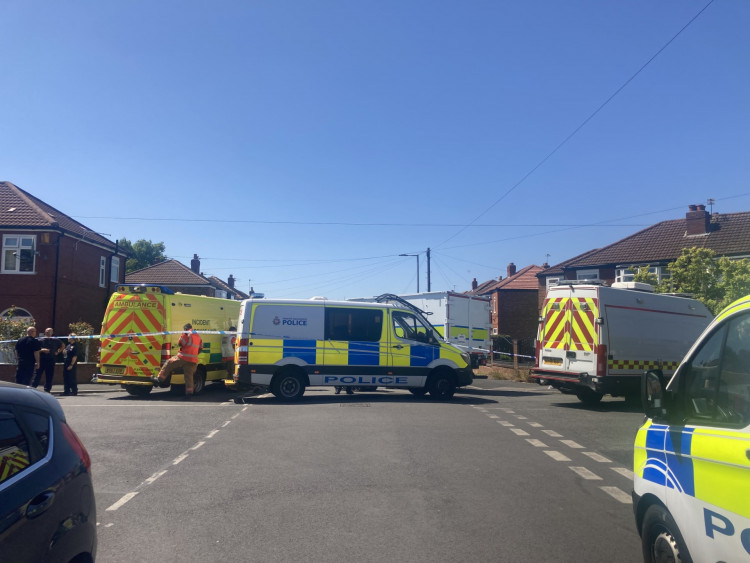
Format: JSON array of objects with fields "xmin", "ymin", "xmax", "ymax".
[
  {"xmin": 99, "ymin": 256, "xmax": 107, "ymax": 287},
  {"xmin": 545, "ymin": 277, "xmax": 561, "ymax": 290},
  {"xmin": 576, "ymin": 269, "xmax": 599, "ymax": 281},
  {"xmin": 110, "ymin": 256, "xmax": 120, "ymax": 285},
  {"xmin": 616, "ymin": 265, "xmax": 670, "ymax": 284},
  {"xmin": 2, "ymin": 235, "xmax": 37, "ymax": 274}
]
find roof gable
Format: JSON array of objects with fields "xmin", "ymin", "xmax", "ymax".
[{"xmin": 0, "ymin": 181, "xmax": 116, "ymax": 249}]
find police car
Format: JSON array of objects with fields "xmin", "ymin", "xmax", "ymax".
[{"xmin": 633, "ymin": 294, "xmax": 750, "ymax": 562}]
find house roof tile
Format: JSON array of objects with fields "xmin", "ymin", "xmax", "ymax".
[
  {"xmin": 0, "ymin": 181, "xmax": 117, "ymax": 249},
  {"xmin": 126, "ymin": 259, "xmax": 211, "ymax": 286},
  {"xmin": 542, "ymin": 210, "xmax": 750, "ymax": 275}
]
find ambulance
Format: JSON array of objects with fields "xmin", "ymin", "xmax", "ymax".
[
  {"xmin": 230, "ymin": 296, "xmax": 473, "ymax": 400},
  {"xmin": 532, "ymin": 282, "xmax": 712, "ymax": 404},
  {"xmin": 633, "ymin": 294, "xmax": 750, "ymax": 562},
  {"xmin": 95, "ymin": 285, "xmax": 240, "ymax": 396}
]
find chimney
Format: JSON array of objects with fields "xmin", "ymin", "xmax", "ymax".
[
  {"xmin": 507, "ymin": 262, "xmax": 517, "ymax": 278},
  {"xmin": 686, "ymin": 204, "xmax": 710, "ymax": 235},
  {"xmin": 191, "ymin": 254, "xmax": 200, "ymax": 274},
  {"xmin": 228, "ymin": 274, "xmax": 235, "ymax": 289},
  {"xmin": 471, "ymin": 278, "xmax": 478, "ymax": 290}
]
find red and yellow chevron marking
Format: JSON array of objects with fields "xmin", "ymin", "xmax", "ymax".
[
  {"xmin": 569, "ymin": 297, "xmax": 598, "ymax": 352},
  {"xmin": 100, "ymin": 293, "xmax": 166, "ymax": 377},
  {"xmin": 608, "ymin": 359, "xmax": 681, "ymax": 371},
  {"xmin": 0, "ymin": 447, "xmax": 30, "ymax": 481},
  {"xmin": 542, "ymin": 297, "xmax": 568, "ymax": 350},
  {"xmin": 541, "ymin": 297, "xmax": 598, "ymax": 351}
]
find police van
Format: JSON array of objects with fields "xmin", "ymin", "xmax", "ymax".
[
  {"xmin": 230, "ymin": 296, "xmax": 473, "ymax": 400},
  {"xmin": 634, "ymin": 294, "xmax": 750, "ymax": 562}
]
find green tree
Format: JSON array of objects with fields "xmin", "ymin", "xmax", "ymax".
[
  {"xmin": 119, "ymin": 238, "xmax": 167, "ymax": 273},
  {"xmin": 633, "ymin": 248, "xmax": 750, "ymax": 315}
]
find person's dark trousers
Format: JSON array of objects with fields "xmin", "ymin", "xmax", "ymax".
[
  {"xmin": 32, "ymin": 360, "xmax": 56, "ymax": 391},
  {"xmin": 15, "ymin": 364, "xmax": 34, "ymax": 386}
]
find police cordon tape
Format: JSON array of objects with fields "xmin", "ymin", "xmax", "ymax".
[{"xmin": 0, "ymin": 330, "xmax": 239, "ymax": 345}]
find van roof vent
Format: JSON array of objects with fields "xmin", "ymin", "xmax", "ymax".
[
  {"xmin": 611, "ymin": 282, "xmax": 654, "ymax": 292},
  {"xmin": 310, "ymin": 296, "xmax": 328, "ymax": 300}
]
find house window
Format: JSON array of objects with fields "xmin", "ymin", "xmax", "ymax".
[
  {"xmin": 110, "ymin": 256, "xmax": 120, "ymax": 284},
  {"xmin": 616, "ymin": 266, "xmax": 670, "ymax": 283},
  {"xmin": 545, "ymin": 277, "xmax": 561, "ymax": 290},
  {"xmin": 99, "ymin": 257, "xmax": 107, "ymax": 287},
  {"xmin": 576, "ymin": 269, "xmax": 599, "ymax": 281},
  {"xmin": 2, "ymin": 235, "xmax": 36, "ymax": 274},
  {"xmin": 1, "ymin": 307, "xmax": 33, "ymax": 321}
]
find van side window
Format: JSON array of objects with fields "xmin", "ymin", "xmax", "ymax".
[
  {"xmin": 682, "ymin": 315, "xmax": 750, "ymax": 427},
  {"xmin": 392, "ymin": 312, "xmax": 432, "ymax": 344},
  {"xmin": 325, "ymin": 308, "xmax": 382, "ymax": 342}
]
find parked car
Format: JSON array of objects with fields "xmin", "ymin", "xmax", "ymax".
[{"xmin": 0, "ymin": 382, "xmax": 97, "ymax": 562}]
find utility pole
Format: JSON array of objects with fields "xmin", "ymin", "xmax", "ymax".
[{"xmin": 426, "ymin": 248, "xmax": 431, "ymax": 292}]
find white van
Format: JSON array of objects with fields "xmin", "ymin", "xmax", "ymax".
[
  {"xmin": 230, "ymin": 297, "xmax": 473, "ymax": 400},
  {"xmin": 532, "ymin": 282, "xmax": 712, "ymax": 403},
  {"xmin": 634, "ymin": 294, "xmax": 750, "ymax": 562}
]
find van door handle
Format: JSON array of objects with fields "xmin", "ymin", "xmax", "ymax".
[{"xmin": 393, "ymin": 345, "xmax": 404, "ymax": 350}]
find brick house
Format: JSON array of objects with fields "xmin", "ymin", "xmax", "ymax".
[
  {"xmin": 0, "ymin": 182, "xmax": 127, "ymax": 333},
  {"xmin": 537, "ymin": 204, "xmax": 750, "ymax": 310},
  {"xmin": 125, "ymin": 254, "xmax": 248, "ymax": 300},
  {"xmin": 470, "ymin": 262, "xmax": 545, "ymax": 361}
]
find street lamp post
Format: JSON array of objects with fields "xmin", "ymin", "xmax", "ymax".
[{"xmin": 399, "ymin": 253, "xmax": 420, "ymax": 293}]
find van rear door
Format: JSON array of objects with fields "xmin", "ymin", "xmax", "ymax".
[
  {"xmin": 564, "ymin": 293, "xmax": 598, "ymax": 375},
  {"xmin": 99, "ymin": 290, "xmax": 167, "ymax": 380}
]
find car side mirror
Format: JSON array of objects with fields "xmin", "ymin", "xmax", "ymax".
[{"xmin": 642, "ymin": 369, "xmax": 668, "ymax": 419}]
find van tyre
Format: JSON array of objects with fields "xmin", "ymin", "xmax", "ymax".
[
  {"xmin": 272, "ymin": 370, "xmax": 306, "ymax": 401},
  {"xmin": 641, "ymin": 504, "xmax": 692, "ymax": 563},
  {"xmin": 193, "ymin": 366, "xmax": 206, "ymax": 395},
  {"xmin": 428, "ymin": 369, "xmax": 456, "ymax": 400},
  {"xmin": 576, "ymin": 388, "xmax": 603, "ymax": 405},
  {"xmin": 124, "ymin": 385, "xmax": 152, "ymax": 397}
]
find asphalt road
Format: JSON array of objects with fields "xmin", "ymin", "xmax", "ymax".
[{"xmin": 59, "ymin": 379, "xmax": 646, "ymax": 562}]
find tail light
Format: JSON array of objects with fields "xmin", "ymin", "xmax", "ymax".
[
  {"xmin": 237, "ymin": 338, "xmax": 249, "ymax": 364},
  {"xmin": 61, "ymin": 421, "xmax": 92, "ymax": 473}
]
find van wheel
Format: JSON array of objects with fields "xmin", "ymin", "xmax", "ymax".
[
  {"xmin": 193, "ymin": 366, "xmax": 206, "ymax": 395},
  {"xmin": 272, "ymin": 370, "xmax": 306, "ymax": 400},
  {"xmin": 124, "ymin": 385, "xmax": 152, "ymax": 397},
  {"xmin": 641, "ymin": 505, "xmax": 692, "ymax": 563},
  {"xmin": 576, "ymin": 389, "xmax": 603, "ymax": 404},
  {"xmin": 428, "ymin": 369, "xmax": 456, "ymax": 400}
]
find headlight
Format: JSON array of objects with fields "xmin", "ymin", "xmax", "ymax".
[{"xmin": 461, "ymin": 352, "xmax": 471, "ymax": 365}]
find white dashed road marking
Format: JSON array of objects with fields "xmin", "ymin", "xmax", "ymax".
[
  {"xmin": 545, "ymin": 450, "xmax": 571, "ymax": 462},
  {"xmin": 560, "ymin": 439, "xmax": 584, "ymax": 449},
  {"xmin": 569, "ymin": 466, "xmax": 602, "ymax": 480},
  {"xmin": 542, "ymin": 430, "xmax": 563, "ymax": 437},
  {"xmin": 583, "ymin": 451, "xmax": 612, "ymax": 463},
  {"xmin": 600, "ymin": 486, "xmax": 632, "ymax": 504},
  {"xmin": 106, "ymin": 492, "xmax": 139, "ymax": 512}
]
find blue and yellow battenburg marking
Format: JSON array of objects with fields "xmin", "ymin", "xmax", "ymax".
[{"xmin": 635, "ymin": 420, "xmax": 750, "ymax": 519}]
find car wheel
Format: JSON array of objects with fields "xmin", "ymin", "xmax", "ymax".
[
  {"xmin": 272, "ymin": 370, "xmax": 305, "ymax": 400},
  {"xmin": 124, "ymin": 385, "xmax": 152, "ymax": 396},
  {"xmin": 641, "ymin": 504, "xmax": 692, "ymax": 563},
  {"xmin": 428, "ymin": 369, "xmax": 456, "ymax": 400}
]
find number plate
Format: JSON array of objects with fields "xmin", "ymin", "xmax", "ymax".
[
  {"xmin": 543, "ymin": 357, "xmax": 563, "ymax": 366},
  {"xmin": 103, "ymin": 365, "xmax": 126, "ymax": 375}
]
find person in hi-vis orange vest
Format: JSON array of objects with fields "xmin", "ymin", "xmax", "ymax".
[{"xmin": 154, "ymin": 323, "xmax": 202, "ymax": 400}]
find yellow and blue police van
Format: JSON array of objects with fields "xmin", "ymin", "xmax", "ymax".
[
  {"xmin": 634, "ymin": 294, "xmax": 750, "ymax": 562},
  {"xmin": 230, "ymin": 296, "xmax": 473, "ymax": 400}
]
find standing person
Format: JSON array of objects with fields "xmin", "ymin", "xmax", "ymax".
[
  {"xmin": 152, "ymin": 323, "xmax": 202, "ymax": 400},
  {"xmin": 32, "ymin": 328, "xmax": 63, "ymax": 392},
  {"xmin": 63, "ymin": 334, "xmax": 79, "ymax": 396},
  {"xmin": 15, "ymin": 326, "xmax": 41, "ymax": 386}
]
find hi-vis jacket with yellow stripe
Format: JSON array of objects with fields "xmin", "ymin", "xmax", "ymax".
[
  {"xmin": 531, "ymin": 282, "xmax": 712, "ymax": 401},
  {"xmin": 232, "ymin": 298, "xmax": 473, "ymax": 400},
  {"xmin": 633, "ymin": 293, "xmax": 750, "ymax": 562}
]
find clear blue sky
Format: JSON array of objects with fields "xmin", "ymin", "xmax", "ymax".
[{"xmin": 2, "ymin": 0, "xmax": 749, "ymax": 299}]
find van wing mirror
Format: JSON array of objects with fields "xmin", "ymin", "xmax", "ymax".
[{"xmin": 641, "ymin": 369, "xmax": 668, "ymax": 419}]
